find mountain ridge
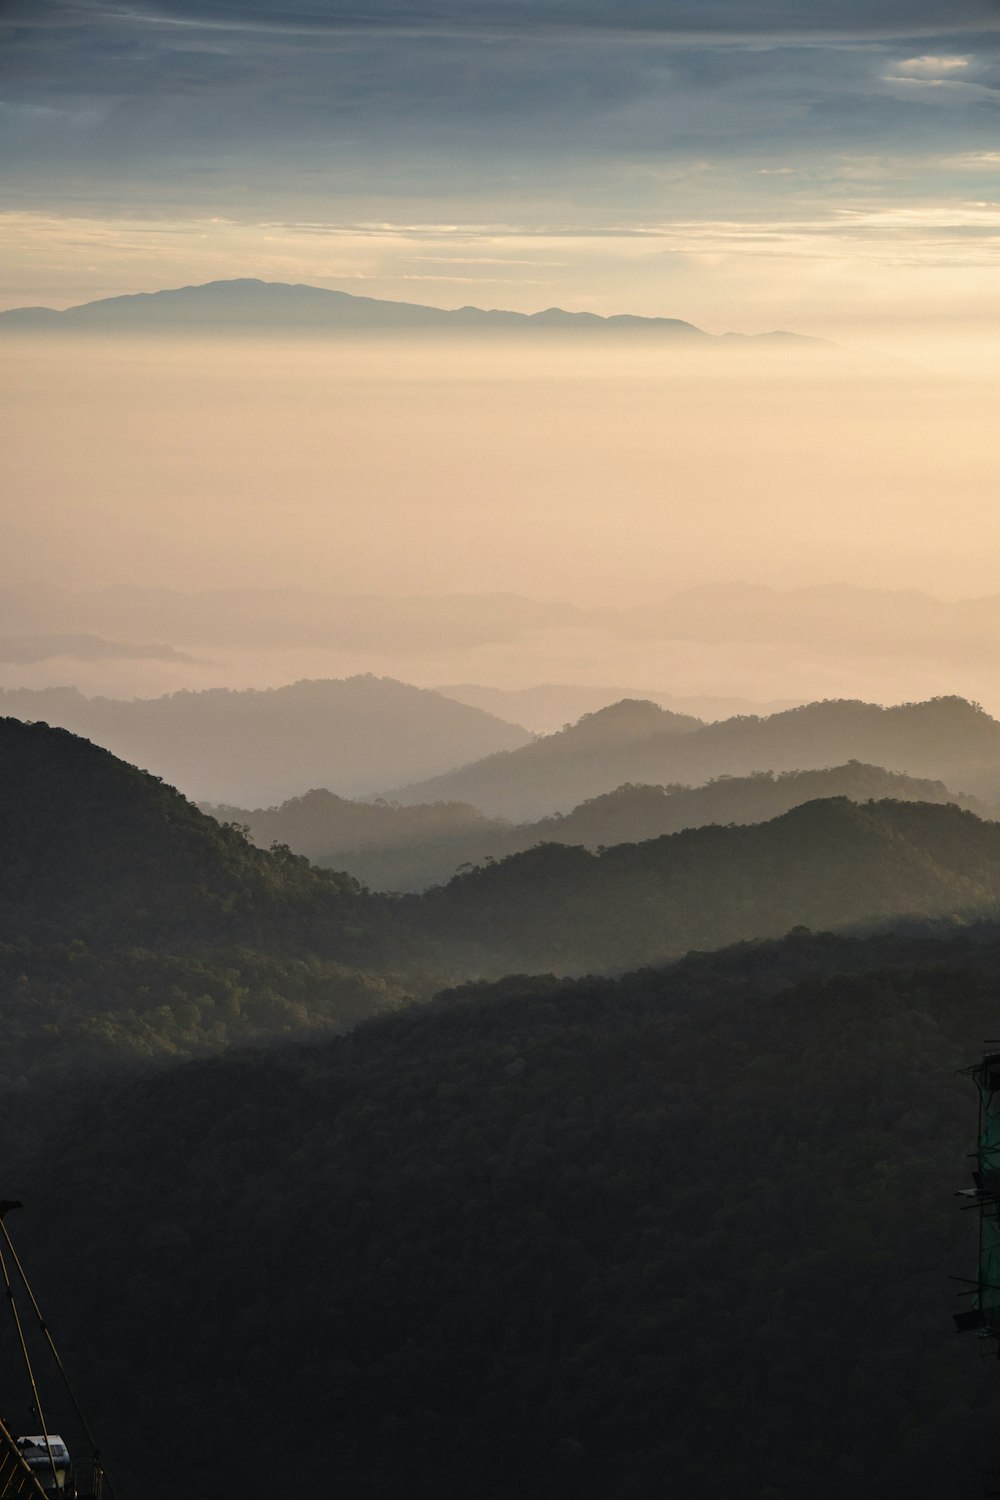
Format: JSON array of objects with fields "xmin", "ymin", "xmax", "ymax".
[
  {"xmin": 207, "ymin": 760, "xmax": 999, "ymax": 891},
  {"xmin": 392, "ymin": 693, "xmax": 1000, "ymax": 818},
  {"xmin": 409, "ymin": 794, "xmax": 1000, "ymax": 972},
  {"xmin": 0, "ymin": 674, "xmax": 533, "ymax": 804},
  {"xmin": 11, "ymin": 714, "xmax": 1000, "ymax": 981},
  {"xmin": 0, "ymin": 278, "xmax": 821, "ymax": 343},
  {"xmin": 436, "ymin": 681, "xmax": 802, "ymax": 730}
]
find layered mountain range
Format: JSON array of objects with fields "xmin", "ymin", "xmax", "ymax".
[
  {"xmin": 0, "ymin": 676, "xmax": 532, "ymax": 805},
  {"xmin": 8, "ymin": 679, "xmax": 1000, "ymax": 815},
  {"xmin": 209, "ymin": 760, "xmax": 1000, "ymax": 892},
  {"xmin": 6, "ymin": 713, "xmax": 1000, "ymax": 1026},
  {"xmin": 393, "ymin": 694, "xmax": 1000, "ymax": 818}
]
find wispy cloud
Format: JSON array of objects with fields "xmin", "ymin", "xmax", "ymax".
[
  {"xmin": 19, "ymin": 0, "xmax": 1000, "ymax": 43},
  {"xmin": 946, "ymin": 150, "xmax": 1000, "ymax": 167},
  {"xmin": 894, "ymin": 54, "xmax": 972, "ymax": 75}
]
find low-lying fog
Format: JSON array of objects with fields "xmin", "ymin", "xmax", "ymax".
[{"xmin": 4, "ymin": 333, "xmax": 999, "ymax": 710}]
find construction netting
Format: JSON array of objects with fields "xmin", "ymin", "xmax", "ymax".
[{"xmin": 974, "ymin": 1055, "xmax": 1000, "ymax": 1332}]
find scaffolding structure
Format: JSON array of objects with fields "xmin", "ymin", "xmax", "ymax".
[
  {"xmin": 954, "ymin": 1048, "xmax": 1000, "ymax": 1498},
  {"xmin": 954, "ymin": 1049, "xmax": 1000, "ymax": 1341},
  {"xmin": 0, "ymin": 1418, "xmax": 49, "ymax": 1500},
  {"xmin": 0, "ymin": 1204, "xmax": 111, "ymax": 1500}
]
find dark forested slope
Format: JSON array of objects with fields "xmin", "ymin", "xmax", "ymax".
[
  {"xmin": 17, "ymin": 929, "xmax": 1000, "ymax": 1500},
  {"xmin": 409, "ymin": 797, "xmax": 1000, "ymax": 973},
  {"xmin": 0, "ymin": 716, "xmax": 364, "ymax": 947},
  {"xmin": 0, "ymin": 718, "xmax": 416, "ymax": 1149},
  {"xmin": 395, "ymin": 695, "xmax": 1000, "ymax": 819},
  {"xmin": 205, "ymin": 786, "xmax": 507, "ymax": 872},
  {"xmin": 529, "ymin": 761, "xmax": 996, "ymax": 848}
]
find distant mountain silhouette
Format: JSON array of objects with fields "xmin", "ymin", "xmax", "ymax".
[
  {"xmin": 210, "ymin": 760, "xmax": 997, "ymax": 892},
  {"xmin": 392, "ymin": 695, "xmax": 1000, "ymax": 819},
  {"xmin": 7, "ymin": 581, "xmax": 1000, "ymax": 684},
  {"xmin": 0, "ymin": 278, "xmax": 820, "ymax": 343},
  {"xmin": 0, "ymin": 675, "xmax": 532, "ymax": 804},
  {"xmin": 436, "ymin": 681, "xmax": 800, "ymax": 732},
  {"xmin": 620, "ymin": 581, "xmax": 993, "ymax": 655},
  {"xmin": 388, "ymin": 699, "xmax": 700, "ymax": 818}
]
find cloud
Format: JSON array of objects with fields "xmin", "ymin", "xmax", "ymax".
[
  {"xmin": 6, "ymin": 4, "xmax": 999, "ymax": 155},
  {"xmin": 894, "ymin": 54, "xmax": 972, "ymax": 74},
  {"xmin": 947, "ymin": 150, "xmax": 1000, "ymax": 166},
  {"xmin": 14, "ymin": 0, "xmax": 1000, "ymax": 42}
]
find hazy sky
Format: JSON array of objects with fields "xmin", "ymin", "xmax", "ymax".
[
  {"xmin": 4, "ymin": 2, "xmax": 1000, "ymax": 711},
  {"xmin": 4, "ymin": 0, "xmax": 1000, "ymax": 342}
]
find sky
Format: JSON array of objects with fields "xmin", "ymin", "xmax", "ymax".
[
  {"xmin": 3, "ymin": 1, "xmax": 1000, "ymax": 711},
  {"xmin": 3, "ymin": 0, "xmax": 1000, "ymax": 343}
]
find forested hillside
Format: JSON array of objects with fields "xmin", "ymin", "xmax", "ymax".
[
  {"xmin": 205, "ymin": 786, "xmax": 507, "ymax": 876},
  {"xmin": 516, "ymin": 761, "xmax": 996, "ymax": 860},
  {"xmin": 395, "ymin": 695, "xmax": 1000, "ymax": 819},
  {"xmin": 13, "ymin": 928, "xmax": 1000, "ymax": 1500},
  {"xmin": 10, "ymin": 717, "xmax": 1000, "ymax": 1137},
  {"xmin": 0, "ymin": 717, "xmax": 361, "ymax": 946},
  {"xmin": 211, "ymin": 761, "xmax": 997, "ymax": 892},
  {"xmin": 0, "ymin": 718, "xmax": 419, "ymax": 1152},
  {"xmin": 6, "ymin": 721, "xmax": 1000, "ymax": 1498},
  {"xmin": 409, "ymin": 797, "xmax": 1000, "ymax": 973}
]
